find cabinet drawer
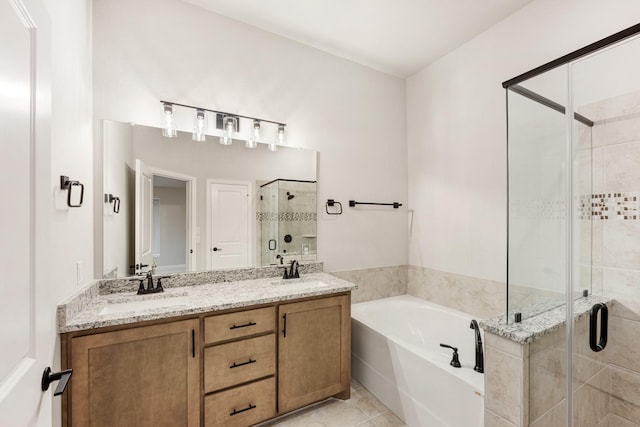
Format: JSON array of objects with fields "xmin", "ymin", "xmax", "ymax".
[
  {"xmin": 204, "ymin": 377, "xmax": 276, "ymax": 427},
  {"xmin": 204, "ymin": 306, "xmax": 275, "ymax": 344},
  {"xmin": 204, "ymin": 334, "xmax": 275, "ymax": 392}
]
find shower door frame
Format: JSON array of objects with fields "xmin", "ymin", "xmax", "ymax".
[{"xmin": 503, "ymin": 22, "xmax": 640, "ymax": 426}]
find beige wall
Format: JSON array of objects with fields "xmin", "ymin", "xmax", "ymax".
[
  {"xmin": 92, "ymin": 0, "xmax": 408, "ymax": 274},
  {"xmin": 407, "ymin": 0, "xmax": 640, "ymax": 283},
  {"xmin": 407, "ymin": 265, "xmax": 505, "ymax": 320}
]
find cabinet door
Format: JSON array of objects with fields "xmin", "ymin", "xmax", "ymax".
[
  {"xmin": 68, "ymin": 319, "xmax": 199, "ymax": 427},
  {"xmin": 278, "ymin": 294, "xmax": 350, "ymax": 413}
]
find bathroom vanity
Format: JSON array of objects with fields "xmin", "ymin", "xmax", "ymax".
[{"xmin": 58, "ymin": 270, "xmax": 355, "ymax": 426}]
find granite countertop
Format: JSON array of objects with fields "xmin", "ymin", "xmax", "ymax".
[
  {"xmin": 479, "ymin": 295, "xmax": 614, "ymax": 344},
  {"xmin": 58, "ymin": 272, "xmax": 357, "ymax": 333}
]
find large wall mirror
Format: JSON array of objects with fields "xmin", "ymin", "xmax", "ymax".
[{"xmin": 100, "ymin": 120, "xmax": 317, "ymax": 279}]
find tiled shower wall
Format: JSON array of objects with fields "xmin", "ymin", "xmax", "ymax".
[
  {"xmin": 486, "ymin": 91, "xmax": 640, "ymax": 427},
  {"xmin": 584, "ymin": 91, "xmax": 640, "ymax": 426},
  {"xmin": 257, "ymin": 180, "xmax": 317, "ymax": 266}
]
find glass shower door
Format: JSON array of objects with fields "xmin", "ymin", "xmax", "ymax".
[
  {"xmin": 507, "ymin": 65, "xmax": 570, "ymax": 324},
  {"xmin": 506, "ymin": 65, "xmax": 574, "ymax": 426},
  {"xmin": 568, "ymin": 33, "xmax": 640, "ymax": 427},
  {"xmin": 507, "ymin": 27, "xmax": 640, "ymax": 427},
  {"xmin": 260, "ymin": 180, "xmax": 279, "ymax": 266}
]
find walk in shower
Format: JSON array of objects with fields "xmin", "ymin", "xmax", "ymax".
[
  {"xmin": 259, "ymin": 179, "xmax": 317, "ymax": 267},
  {"xmin": 506, "ymin": 24, "xmax": 640, "ymax": 426}
]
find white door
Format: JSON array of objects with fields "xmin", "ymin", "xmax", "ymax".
[
  {"xmin": 135, "ymin": 159, "xmax": 154, "ymax": 274},
  {"xmin": 0, "ymin": 0, "xmax": 57, "ymax": 425},
  {"xmin": 209, "ymin": 183, "xmax": 250, "ymax": 269}
]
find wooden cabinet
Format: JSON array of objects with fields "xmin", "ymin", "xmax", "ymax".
[
  {"xmin": 203, "ymin": 307, "xmax": 277, "ymax": 426},
  {"xmin": 204, "ymin": 306, "xmax": 274, "ymax": 343},
  {"xmin": 62, "ymin": 293, "xmax": 350, "ymax": 427},
  {"xmin": 204, "ymin": 334, "xmax": 276, "ymax": 392},
  {"xmin": 278, "ymin": 294, "xmax": 351, "ymax": 413},
  {"xmin": 204, "ymin": 377, "xmax": 276, "ymax": 427},
  {"xmin": 66, "ymin": 319, "xmax": 199, "ymax": 427}
]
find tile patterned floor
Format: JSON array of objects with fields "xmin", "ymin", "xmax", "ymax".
[{"xmin": 258, "ymin": 379, "xmax": 407, "ymax": 427}]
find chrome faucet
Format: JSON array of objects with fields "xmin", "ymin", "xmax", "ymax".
[{"xmin": 469, "ymin": 320, "xmax": 484, "ymax": 373}]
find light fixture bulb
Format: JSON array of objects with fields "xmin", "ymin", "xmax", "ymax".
[
  {"xmin": 192, "ymin": 109, "xmax": 206, "ymax": 141},
  {"xmin": 162, "ymin": 103, "xmax": 177, "ymax": 138},
  {"xmin": 268, "ymin": 143, "xmax": 278, "ymax": 152},
  {"xmin": 245, "ymin": 119, "xmax": 260, "ymax": 149},
  {"xmin": 277, "ymin": 124, "xmax": 286, "ymax": 145},
  {"xmin": 220, "ymin": 116, "xmax": 235, "ymax": 145}
]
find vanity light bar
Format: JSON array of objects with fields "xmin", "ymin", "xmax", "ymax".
[
  {"xmin": 159, "ymin": 100, "xmax": 287, "ymax": 127},
  {"xmin": 160, "ymin": 101, "xmax": 287, "ymax": 147}
]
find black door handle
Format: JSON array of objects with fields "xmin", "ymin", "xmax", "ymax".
[
  {"xmin": 212, "ymin": 247, "xmax": 222, "ymax": 252},
  {"xmin": 589, "ymin": 303, "xmax": 608, "ymax": 352},
  {"xmin": 41, "ymin": 367, "xmax": 73, "ymax": 396}
]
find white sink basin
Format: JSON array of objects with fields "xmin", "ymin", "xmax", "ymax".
[
  {"xmin": 98, "ymin": 296, "xmax": 189, "ymax": 315},
  {"xmin": 272, "ymin": 278, "xmax": 330, "ymax": 288}
]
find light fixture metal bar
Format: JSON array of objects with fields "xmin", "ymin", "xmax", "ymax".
[{"xmin": 160, "ymin": 100, "xmax": 286, "ymax": 127}]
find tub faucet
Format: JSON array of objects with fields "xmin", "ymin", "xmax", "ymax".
[{"xmin": 469, "ymin": 320, "xmax": 484, "ymax": 373}]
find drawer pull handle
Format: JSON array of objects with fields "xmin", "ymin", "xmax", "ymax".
[
  {"xmin": 282, "ymin": 313, "xmax": 287, "ymax": 337},
  {"xmin": 230, "ymin": 321, "xmax": 257, "ymax": 330},
  {"xmin": 230, "ymin": 403, "xmax": 256, "ymax": 416},
  {"xmin": 230, "ymin": 358, "xmax": 256, "ymax": 369}
]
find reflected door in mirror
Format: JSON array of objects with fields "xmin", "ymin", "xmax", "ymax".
[
  {"xmin": 209, "ymin": 182, "xmax": 250, "ymax": 269},
  {"xmin": 135, "ymin": 159, "xmax": 153, "ymax": 274}
]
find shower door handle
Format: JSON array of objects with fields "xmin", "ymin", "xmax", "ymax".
[{"xmin": 589, "ymin": 303, "xmax": 608, "ymax": 352}]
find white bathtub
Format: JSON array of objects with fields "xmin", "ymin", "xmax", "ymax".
[{"xmin": 351, "ymin": 295, "xmax": 484, "ymax": 427}]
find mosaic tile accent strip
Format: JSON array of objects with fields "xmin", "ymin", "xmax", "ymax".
[
  {"xmin": 509, "ymin": 199, "xmax": 566, "ymax": 221},
  {"xmin": 512, "ymin": 192, "xmax": 640, "ymax": 221},
  {"xmin": 256, "ymin": 212, "xmax": 317, "ymax": 222},
  {"xmin": 579, "ymin": 192, "xmax": 639, "ymax": 220}
]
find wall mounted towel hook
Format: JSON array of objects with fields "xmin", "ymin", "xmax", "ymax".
[
  {"xmin": 104, "ymin": 193, "xmax": 120, "ymax": 214},
  {"xmin": 60, "ymin": 176, "xmax": 84, "ymax": 208},
  {"xmin": 325, "ymin": 199, "xmax": 343, "ymax": 215}
]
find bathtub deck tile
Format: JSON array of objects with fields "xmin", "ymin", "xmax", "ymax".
[{"xmin": 480, "ymin": 295, "xmax": 613, "ymax": 344}]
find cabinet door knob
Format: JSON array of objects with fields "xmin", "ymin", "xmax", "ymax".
[{"xmin": 212, "ymin": 247, "xmax": 222, "ymax": 252}]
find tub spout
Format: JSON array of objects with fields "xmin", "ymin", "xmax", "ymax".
[{"xmin": 469, "ymin": 320, "xmax": 484, "ymax": 373}]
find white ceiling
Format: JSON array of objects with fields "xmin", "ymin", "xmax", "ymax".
[{"xmin": 183, "ymin": 0, "xmax": 533, "ymax": 77}]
